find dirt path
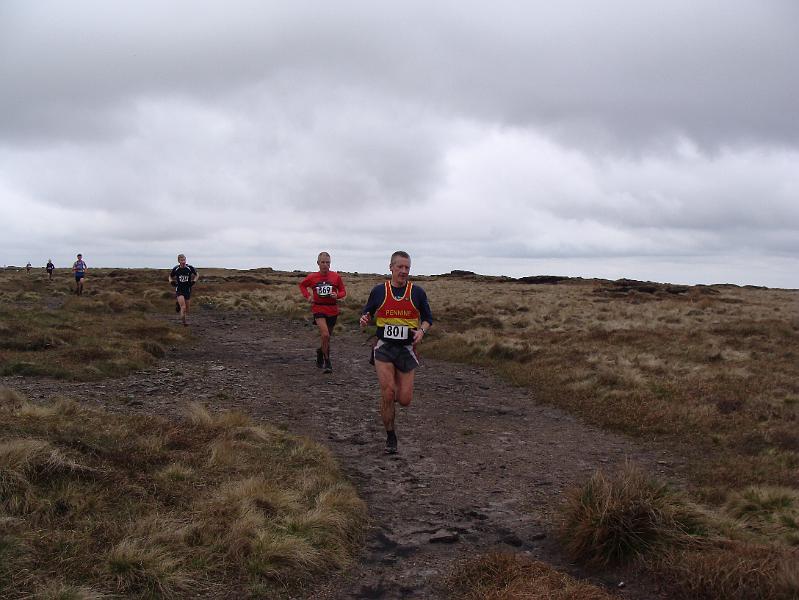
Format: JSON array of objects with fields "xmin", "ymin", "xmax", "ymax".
[{"xmin": 5, "ymin": 309, "xmax": 680, "ymax": 598}]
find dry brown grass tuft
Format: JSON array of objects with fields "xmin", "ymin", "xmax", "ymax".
[
  {"xmin": 30, "ymin": 582, "xmax": 110, "ymax": 599},
  {"xmin": 652, "ymin": 541, "xmax": 799, "ymax": 600},
  {"xmin": 562, "ymin": 467, "xmax": 799, "ymax": 599},
  {"xmin": 0, "ymin": 392, "xmax": 366, "ymax": 597},
  {"xmin": 183, "ymin": 401, "xmax": 217, "ymax": 428},
  {"xmin": 0, "ymin": 387, "xmax": 25, "ymax": 407},
  {"xmin": 560, "ymin": 465, "xmax": 706, "ymax": 566},
  {"xmin": 247, "ymin": 532, "xmax": 323, "ymax": 581},
  {"xmin": 442, "ymin": 551, "xmax": 614, "ymax": 599},
  {"xmin": 184, "ymin": 402, "xmax": 255, "ymax": 436},
  {"xmin": 0, "ymin": 437, "xmax": 98, "ymax": 519},
  {"xmin": 107, "ymin": 538, "xmax": 189, "ymax": 597},
  {"xmin": 157, "ymin": 462, "xmax": 195, "ymax": 483},
  {"xmin": 17, "ymin": 398, "xmax": 79, "ymax": 419},
  {"xmin": 724, "ymin": 486, "xmax": 799, "ymax": 544}
]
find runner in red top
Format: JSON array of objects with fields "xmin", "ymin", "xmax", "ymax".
[{"xmin": 299, "ymin": 252, "xmax": 347, "ymax": 373}]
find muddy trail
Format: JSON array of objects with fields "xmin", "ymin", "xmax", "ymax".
[{"xmin": 5, "ymin": 309, "xmax": 681, "ymax": 599}]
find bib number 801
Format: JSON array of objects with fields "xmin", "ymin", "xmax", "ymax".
[{"xmin": 384, "ymin": 325, "xmax": 408, "ymax": 340}]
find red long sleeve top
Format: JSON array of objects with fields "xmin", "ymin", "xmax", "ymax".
[{"xmin": 299, "ymin": 271, "xmax": 347, "ymax": 317}]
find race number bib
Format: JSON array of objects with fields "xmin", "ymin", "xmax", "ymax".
[
  {"xmin": 317, "ymin": 284, "xmax": 333, "ymax": 296},
  {"xmin": 178, "ymin": 275, "xmax": 190, "ymax": 283},
  {"xmin": 383, "ymin": 325, "xmax": 408, "ymax": 340}
]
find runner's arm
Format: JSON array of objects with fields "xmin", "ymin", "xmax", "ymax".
[
  {"xmin": 334, "ymin": 273, "xmax": 347, "ymax": 300},
  {"xmin": 411, "ymin": 286, "xmax": 432, "ymax": 344},
  {"xmin": 359, "ymin": 285, "xmax": 384, "ymax": 327},
  {"xmin": 412, "ymin": 286, "xmax": 433, "ymax": 326},
  {"xmin": 298, "ymin": 275, "xmax": 313, "ymax": 300},
  {"xmin": 413, "ymin": 320, "xmax": 432, "ymax": 344}
]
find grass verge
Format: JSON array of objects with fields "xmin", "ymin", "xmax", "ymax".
[
  {"xmin": 560, "ymin": 465, "xmax": 799, "ymax": 599},
  {"xmin": 0, "ymin": 390, "xmax": 366, "ymax": 598},
  {"xmin": 0, "ymin": 270, "xmax": 187, "ymax": 380}
]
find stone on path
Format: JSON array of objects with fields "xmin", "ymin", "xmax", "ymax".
[{"xmin": 428, "ymin": 529, "xmax": 459, "ymax": 544}]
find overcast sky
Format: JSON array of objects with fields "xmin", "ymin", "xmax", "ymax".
[{"xmin": 1, "ymin": 1, "xmax": 797, "ymax": 287}]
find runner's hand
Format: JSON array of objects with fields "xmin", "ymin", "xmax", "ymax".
[
  {"xmin": 413, "ymin": 328, "xmax": 425, "ymax": 345},
  {"xmin": 359, "ymin": 313, "xmax": 370, "ymax": 328}
]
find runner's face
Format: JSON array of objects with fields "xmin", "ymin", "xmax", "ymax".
[
  {"xmin": 390, "ymin": 257, "xmax": 411, "ymax": 285},
  {"xmin": 317, "ymin": 256, "xmax": 330, "ymax": 274},
  {"xmin": 178, "ymin": 256, "xmax": 186, "ymax": 266}
]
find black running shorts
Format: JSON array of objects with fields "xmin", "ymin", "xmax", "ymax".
[
  {"xmin": 313, "ymin": 314, "xmax": 338, "ymax": 333},
  {"xmin": 374, "ymin": 339, "xmax": 419, "ymax": 373}
]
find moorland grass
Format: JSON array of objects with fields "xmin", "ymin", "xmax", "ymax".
[
  {"xmin": 5, "ymin": 267, "xmax": 799, "ymax": 596},
  {"xmin": 651, "ymin": 541, "xmax": 799, "ymax": 600},
  {"xmin": 724, "ymin": 486, "xmax": 799, "ymax": 545},
  {"xmin": 441, "ymin": 551, "xmax": 614, "ymax": 599},
  {"xmin": 0, "ymin": 392, "xmax": 366, "ymax": 598},
  {"xmin": 0, "ymin": 270, "xmax": 187, "ymax": 380},
  {"xmin": 560, "ymin": 465, "xmax": 799, "ymax": 599}
]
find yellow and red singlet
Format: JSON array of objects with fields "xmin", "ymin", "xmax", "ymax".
[{"xmin": 375, "ymin": 282, "xmax": 420, "ymax": 340}]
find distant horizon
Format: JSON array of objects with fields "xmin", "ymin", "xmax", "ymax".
[{"xmin": 6, "ymin": 257, "xmax": 797, "ymax": 290}]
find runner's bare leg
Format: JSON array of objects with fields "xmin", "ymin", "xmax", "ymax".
[
  {"xmin": 376, "ymin": 361, "xmax": 415, "ymax": 430},
  {"xmin": 315, "ymin": 317, "xmax": 331, "ymax": 358},
  {"xmin": 177, "ymin": 295, "xmax": 187, "ymax": 324}
]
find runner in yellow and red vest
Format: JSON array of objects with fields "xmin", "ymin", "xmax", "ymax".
[{"xmin": 360, "ymin": 250, "xmax": 433, "ymax": 455}]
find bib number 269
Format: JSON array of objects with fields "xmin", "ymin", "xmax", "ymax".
[{"xmin": 384, "ymin": 325, "xmax": 408, "ymax": 340}]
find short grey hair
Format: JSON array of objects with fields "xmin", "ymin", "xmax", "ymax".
[{"xmin": 390, "ymin": 250, "xmax": 410, "ymax": 265}]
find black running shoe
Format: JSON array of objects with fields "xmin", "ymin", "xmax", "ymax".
[
  {"xmin": 175, "ymin": 302, "xmax": 181, "ymax": 313},
  {"xmin": 323, "ymin": 358, "xmax": 332, "ymax": 374},
  {"xmin": 385, "ymin": 430, "xmax": 398, "ymax": 454},
  {"xmin": 316, "ymin": 348, "xmax": 324, "ymax": 368}
]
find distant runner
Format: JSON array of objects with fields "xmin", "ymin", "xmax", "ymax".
[
  {"xmin": 299, "ymin": 251, "xmax": 347, "ymax": 374},
  {"xmin": 25, "ymin": 262, "xmax": 32, "ymax": 274},
  {"xmin": 359, "ymin": 250, "xmax": 432, "ymax": 454},
  {"xmin": 169, "ymin": 254, "xmax": 198, "ymax": 326},
  {"xmin": 46, "ymin": 259, "xmax": 55, "ymax": 280},
  {"xmin": 72, "ymin": 254, "xmax": 87, "ymax": 295}
]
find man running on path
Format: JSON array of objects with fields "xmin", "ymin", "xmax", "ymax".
[
  {"xmin": 72, "ymin": 254, "xmax": 87, "ymax": 295},
  {"xmin": 359, "ymin": 250, "xmax": 432, "ymax": 454},
  {"xmin": 169, "ymin": 254, "xmax": 198, "ymax": 326},
  {"xmin": 299, "ymin": 251, "xmax": 347, "ymax": 374},
  {"xmin": 46, "ymin": 259, "xmax": 55, "ymax": 280}
]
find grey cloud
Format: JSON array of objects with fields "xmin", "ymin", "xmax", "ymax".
[
  {"xmin": 3, "ymin": 1, "xmax": 798, "ymax": 150},
  {"xmin": 1, "ymin": 83, "xmax": 448, "ymax": 218}
]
